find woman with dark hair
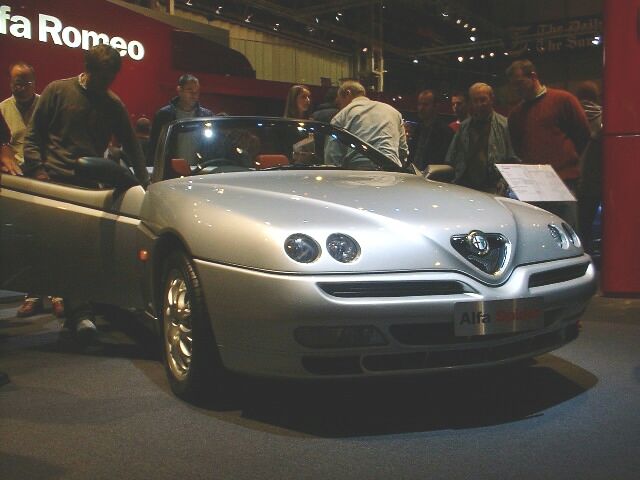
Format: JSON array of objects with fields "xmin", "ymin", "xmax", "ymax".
[{"xmin": 283, "ymin": 84, "xmax": 311, "ymax": 119}]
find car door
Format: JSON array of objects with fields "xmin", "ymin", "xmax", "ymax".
[{"xmin": 0, "ymin": 174, "xmax": 147, "ymax": 310}]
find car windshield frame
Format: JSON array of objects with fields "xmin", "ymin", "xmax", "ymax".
[{"xmin": 153, "ymin": 117, "xmax": 409, "ymax": 182}]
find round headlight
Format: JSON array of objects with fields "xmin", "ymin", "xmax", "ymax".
[
  {"xmin": 326, "ymin": 233, "xmax": 360, "ymax": 263},
  {"xmin": 561, "ymin": 222, "xmax": 582, "ymax": 248},
  {"xmin": 548, "ymin": 224, "xmax": 569, "ymax": 249},
  {"xmin": 284, "ymin": 234, "xmax": 321, "ymax": 263}
]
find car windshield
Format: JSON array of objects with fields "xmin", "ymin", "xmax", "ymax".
[{"xmin": 158, "ymin": 118, "xmax": 407, "ymax": 180}]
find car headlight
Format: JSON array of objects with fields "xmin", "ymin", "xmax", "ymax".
[
  {"xmin": 326, "ymin": 233, "xmax": 360, "ymax": 263},
  {"xmin": 561, "ymin": 222, "xmax": 582, "ymax": 248},
  {"xmin": 284, "ymin": 234, "xmax": 321, "ymax": 263},
  {"xmin": 548, "ymin": 224, "xmax": 569, "ymax": 249}
]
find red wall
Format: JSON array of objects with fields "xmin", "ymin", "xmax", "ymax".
[
  {"xmin": 601, "ymin": 0, "xmax": 640, "ymax": 295},
  {"xmin": 0, "ymin": 0, "xmax": 325, "ymax": 118}
]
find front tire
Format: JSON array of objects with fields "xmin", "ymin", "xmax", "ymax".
[{"xmin": 161, "ymin": 250, "xmax": 227, "ymax": 402}]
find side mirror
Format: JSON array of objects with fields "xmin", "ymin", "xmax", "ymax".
[
  {"xmin": 75, "ymin": 157, "xmax": 140, "ymax": 190},
  {"xmin": 424, "ymin": 164, "xmax": 454, "ymax": 183}
]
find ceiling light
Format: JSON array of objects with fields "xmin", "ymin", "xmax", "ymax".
[
  {"xmin": 244, "ymin": 14, "xmax": 252, "ymax": 23},
  {"xmin": 504, "ymin": 51, "xmax": 509, "ymax": 56},
  {"xmin": 489, "ymin": 52, "xmax": 495, "ymax": 57},
  {"xmin": 442, "ymin": 12, "xmax": 449, "ymax": 17},
  {"xmin": 330, "ymin": 39, "xmax": 335, "ymax": 43},
  {"xmin": 362, "ymin": 47, "xmax": 368, "ymax": 52},
  {"xmin": 480, "ymin": 54, "xmax": 485, "ymax": 59},
  {"xmin": 592, "ymin": 36, "xmax": 601, "ymax": 45},
  {"xmin": 463, "ymin": 23, "xmax": 469, "ymax": 28},
  {"xmin": 315, "ymin": 17, "xmax": 319, "ymax": 24},
  {"xmin": 469, "ymin": 36, "xmax": 476, "ymax": 42},
  {"xmin": 469, "ymin": 56, "xmax": 474, "ymax": 60},
  {"xmin": 185, "ymin": 0, "xmax": 192, "ymax": 5},
  {"xmin": 458, "ymin": 56, "xmax": 464, "ymax": 62},
  {"xmin": 471, "ymin": 27, "xmax": 476, "ymax": 32},
  {"xmin": 412, "ymin": 58, "xmax": 419, "ymax": 63},
  {"xmin": 215, "ymin": 6, "xmax": 223, "ymax": 14}
]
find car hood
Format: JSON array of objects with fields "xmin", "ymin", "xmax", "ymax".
[{"xmin": 143, "ymin": 171, "xmax": 581, "ymax": 282}]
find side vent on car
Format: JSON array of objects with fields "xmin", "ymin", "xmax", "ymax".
[
  {"xmin": 318, "ymin": 280, "xmax": 467, "ymax": 298},
  {"xmin": 529, "ymin": 263, "xmax": 589, "ymax": 288}
]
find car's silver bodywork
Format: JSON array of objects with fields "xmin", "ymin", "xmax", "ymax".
[{"xmin": 0, "ymin": 117, "xmax": 596, "ymax": 381}]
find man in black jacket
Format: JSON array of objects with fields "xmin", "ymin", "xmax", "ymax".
[
  {"xmin": 148, "ymin": 74, "xmax": 213, "ymax": 163},
  {"xmin": 408, "ymin": 89, "xmax": 454, "ymax": 172}
]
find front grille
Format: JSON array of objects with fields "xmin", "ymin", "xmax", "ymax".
[
  {"xmin": 450, "ymin": 233, "xmax": 510, "ymax": 275},
  {"xmin": 363, "ymin": 323, "xmax": 579, "ymax": 372},
  {"xmin": 389, "ymin": 310, "xmax": 560, "ymax": 346},
  {"xmin": 318, "ymin": 280, "xmax": 466, "ymax": 298},
  {"xmin": 300, "ymin": 324, "xmax": 580, "ymax": 375},
  {"xmin": 529, "ymin": 263, "xmax": 589, "ymax": 288}
]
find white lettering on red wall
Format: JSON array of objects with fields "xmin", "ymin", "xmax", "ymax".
[{"xmin": 0, "ymin": 5, "xmax": 145, "ymax": 60}]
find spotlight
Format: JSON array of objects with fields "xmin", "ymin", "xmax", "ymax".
[
  {"xmin": 458, "ymin": 56, "xmax": 464, "ymax": 62},
  {"xmin": 463, "ymin": 23, "xmax": 469, "ymax": 28},
  {"xmin": 456, "ymin": 19, "xmax": 462, "ymax": 24},
  {"xmin": 469, "ymin": 36, "xmax": 476, "ymax": 42},
  {"xmin": 215, "ymin": 6, "xmax": 222, "ymax": 14},
  {"xmin": 412, "ymin": 58, "xmax": 419, "ymax": 63},
  {"xmin": 185, "ymin": 0, "xmax": 192, "ymax": 5},
  {"xmin": 362, "ymin": 47, "xmax": 368, "ymax": 52},
  {"xmin": 471, "ymin": 27, "xmax": 476, "ymax": 32},
  {"xmin": 480, "ymin": 54, "xmax": 485, "ymax": 59},
  {"xmin": 244, "ymin": 14, "xmax": 252, "ymax": 23}
]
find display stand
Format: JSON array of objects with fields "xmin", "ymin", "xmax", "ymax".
[{"xmin": 495, "ymin": 164, "xmax": 576, "ymax": 202}]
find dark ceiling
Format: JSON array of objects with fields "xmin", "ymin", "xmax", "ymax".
[{"xmin": 138, "ymin": 1, "xmax": 603, "ymax": 95}]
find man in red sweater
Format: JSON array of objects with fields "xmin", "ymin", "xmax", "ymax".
[
  {"xmin": 506, "ymin": 59, "xmax": 590, "ymax": 188},
  {"xmin": 506, "ymin": 60, "xmax": 590, "ymax": 226}
]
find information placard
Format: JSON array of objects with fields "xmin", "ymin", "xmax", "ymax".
[{"xmin": 495, "ymin": 164, "xmax": 576, "ymax": 202}]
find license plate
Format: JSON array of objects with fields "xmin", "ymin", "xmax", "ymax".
[{"xmin": 454, "ymin": 297, "xmax": 544, "ymax": 336}]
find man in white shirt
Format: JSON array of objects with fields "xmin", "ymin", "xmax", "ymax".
[
  {"xmin": 329, "ymin": 80, "xmax": 408, "ymax": 167},
  {"xmin": 0, "ymin": 62, "xmax": 39, "ymax": 166}
]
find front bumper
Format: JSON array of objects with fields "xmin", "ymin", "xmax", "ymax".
[{"xmin": 195, "ymin": 254, "xmax": 596, "ymax": 378}]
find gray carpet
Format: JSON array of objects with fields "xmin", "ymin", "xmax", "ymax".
[{"xmin": 1, "ymin": 294, "xmax": 639, "ymax": 479}]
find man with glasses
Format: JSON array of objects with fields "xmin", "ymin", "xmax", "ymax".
[{"xmin": 0, "ymin": 62, "xmax": 65, "ymax": 318}]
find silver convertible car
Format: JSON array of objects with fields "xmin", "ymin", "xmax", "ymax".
[{"xmin": 0, "ymin": 117, "xmax": 596, "ymax": 401}]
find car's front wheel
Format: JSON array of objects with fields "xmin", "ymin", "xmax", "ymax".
[{"xmin": 161, "ymin": 251, "xmax": 228, "ymax": 403}]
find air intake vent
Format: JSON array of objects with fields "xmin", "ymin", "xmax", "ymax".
[
  {"xmin": 318, "ymin": 280, "xmax": 466, "ymax": 298},
  {"xmin": 529, "ymin": 263, "xmax": 589, "ymax": 288}
]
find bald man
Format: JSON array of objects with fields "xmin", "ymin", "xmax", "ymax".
[{"xmin": 445, "ymin": 82, "xmax": 519, "ymax": 193}]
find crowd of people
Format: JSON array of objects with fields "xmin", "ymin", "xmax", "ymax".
[{"xmin": 0, "ymin": 44, "xmax": 602, "ymax": 340}]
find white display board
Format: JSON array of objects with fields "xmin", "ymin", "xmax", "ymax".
[{"xmin": 495, "ymin": 164, "xmax": 576, "ymax": 202}]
